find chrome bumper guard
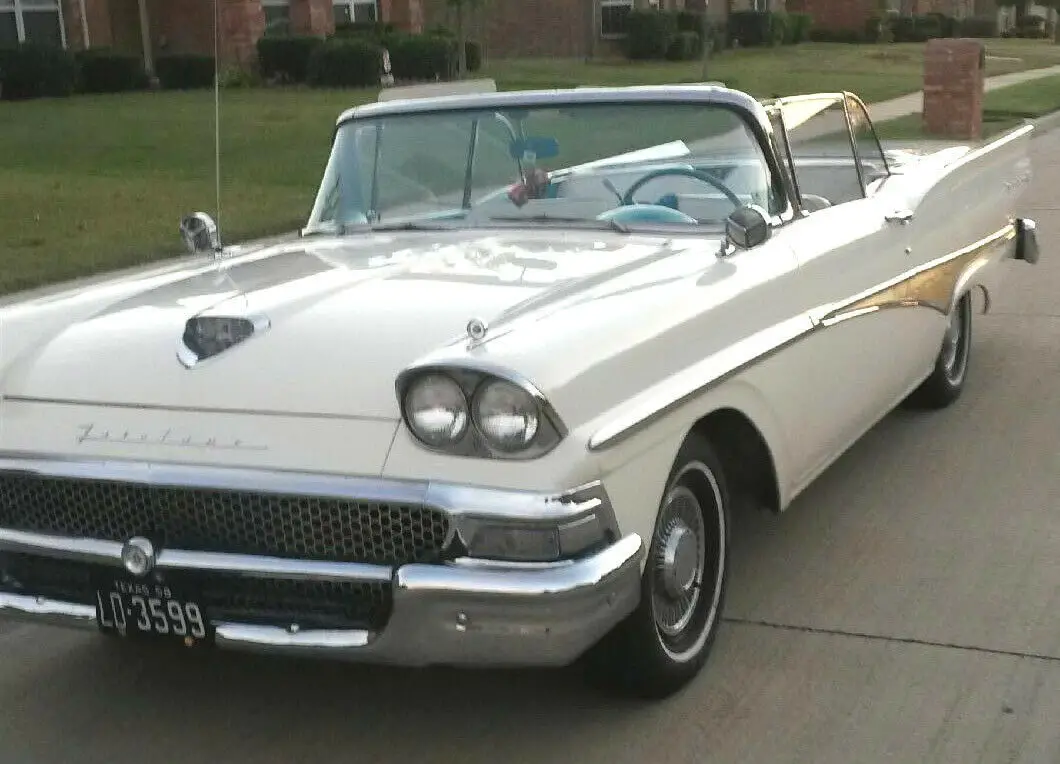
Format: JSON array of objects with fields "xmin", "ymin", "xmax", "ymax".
[{"xmin": 0, "ymin": 530, "xmax": 644, "ymax": 667}]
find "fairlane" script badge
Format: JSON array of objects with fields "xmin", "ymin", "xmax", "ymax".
[{"xmin": 75, "ymin": 423, "xmax": 268, "ymax": 451}]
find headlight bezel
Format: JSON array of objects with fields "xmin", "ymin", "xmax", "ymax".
[
  {"xmin": 403, "ymin": 372, "xmax": 471, "ymax": 449},
  {"xmin": 397, "ymin": 363, "xmax": 567, "ymax": 460}
]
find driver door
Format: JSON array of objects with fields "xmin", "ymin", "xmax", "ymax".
[{"xmin": 770, "ymin": 96, "xmax": 940, "ymax": 490}]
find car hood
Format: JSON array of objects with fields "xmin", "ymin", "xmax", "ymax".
[{"xmin": 1, "ymin": 229, "xmax": 719, "ymax": 420}]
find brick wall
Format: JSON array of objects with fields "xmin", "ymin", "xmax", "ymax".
[
  {"xmin": 797, "ymin": 0, "xmax": 874, "ymax": 29},
  {"xmin": 61, "ymin": 0, "xmax": 86, "ymax": 49},
  {"xmin": 422, "ymin": 0, "xmax": 593, "ymax": 58},
  {"xmin": 382, "ymin": 0, "xmax": 425, "ymax": 32},
  {"xmin": 150, "ymin": 0, "xmax": 215, "ymax": 57},
  {"xmin": 149, "ymin": 0, "xmax": 263, "ymax": 64},
  {"xmin": 63, "ymin": 0, "xmax": 115, "ymax": 50},
  {"xmin": 219, "ymin": 0, "xmax": 265, "ymax": 65},
  {"xmin": 290, "ymin": 0, "xmax": 335, "ymax": 35}
]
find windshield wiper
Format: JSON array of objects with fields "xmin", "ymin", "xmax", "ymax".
[{"xmin": 488, "ymin": 214, "xmax": 631, "ymax": 234}]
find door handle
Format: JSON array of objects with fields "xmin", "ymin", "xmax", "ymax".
[{"xmin": 885, "ymin": 209, "xmax": 914, "ymax": 224}]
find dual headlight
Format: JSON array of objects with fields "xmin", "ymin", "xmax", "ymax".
[{"xmin": 400, "ymin": 370, "xmax": 564, "ymax": 458}]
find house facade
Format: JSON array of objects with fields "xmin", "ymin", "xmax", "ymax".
[
  {"xmin": 419, "ymin": 0, "xmax": 730, "ymax": 59},
  {"xmin": 2, "ymin": 0, "xmax": 730, "ymax": 68},
  {"xmin": 2, "ymin": 0, "xmax": 389, "ymax": 65}
]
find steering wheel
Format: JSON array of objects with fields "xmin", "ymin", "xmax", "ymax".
[{"xmin": 621, "ymin": 166, "xmax": 743, "ymax": 210}]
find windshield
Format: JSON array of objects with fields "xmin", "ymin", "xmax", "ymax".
[{"xmin": 305, "ymin": 101, "xmax": 783, "ymax": 235}]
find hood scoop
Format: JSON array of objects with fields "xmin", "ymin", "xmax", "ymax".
[{"xmin": 178, "ymin": 314, "xmax": 272, "ymax": 368}]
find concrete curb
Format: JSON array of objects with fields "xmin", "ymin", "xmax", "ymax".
[{"xmin": 1031, "ymin": 108, "xmax": 1060, "ymax": 136}]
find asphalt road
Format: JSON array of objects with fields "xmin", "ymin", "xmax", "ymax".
[{"xmin": 2, "ymin": 128, "xmax": 1059, "ymax": 764}]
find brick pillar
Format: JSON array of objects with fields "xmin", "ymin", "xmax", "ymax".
[
  {"xmin": 290, "ymin": 0, "xmax": 334, "ymax": 36},
  {"xmin": 219, "ymin": 0, "xmax": 265, "ymax": 67},
  {"xmin": 922, "ymin": 38, "xmax": 984, "ymax": 140},
  {"xmin": 381, "ymin": 0, "xmax": 424, "ymax": 33}
]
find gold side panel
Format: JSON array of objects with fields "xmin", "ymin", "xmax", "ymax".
[{"xmin": 819, "ymin": 224, "xmax": 1017, "ymax": 326}]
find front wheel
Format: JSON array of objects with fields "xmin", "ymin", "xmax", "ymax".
[
  {"xmin": 582, "ymin": 433, "xmax": 731, "ymax": 700},
  {"xmin": 904, "ymin": 290, "xmax": 973, "ymax": 409}
]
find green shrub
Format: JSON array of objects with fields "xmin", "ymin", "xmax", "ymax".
[
  {"xmin": 675, "ymin": 10, "xmax": 703, "ymax": 34},
  {"xmin": 728, "ymin": 11, "xmax": 772, "ymax": 47},
  {"xmin": 0, "ymin": 44, "xmax": 77, "ymax": 100},
  {"xmin": 257, "ymin": 35, "xmax": 324, "ymax": 83},
  {"xmin": 387, "ymin": 33, "xmax": 454, "ymax": 80},
  {"xmin": 768, "ymin": 13, "xmax": 789, "ymax": 45},
  {"xmin": 707, "ymin": 20, "xmax": 728, "ymax": 52},
  {"xmin": 670, "ymin": 11, "xmax": 727, "ymax": 53},
  {"xmin": 888, "ymin": 14, "xmax": 947, "ymax": 42},
  {"xmin": 419, "ymin": 28, "xmax": 483, "ymax": 71},
  {"xmin": 625, "ymin": 9, "xmax": 678, "ymax": 59},
  {"xmin": 464, "ymin": 41, "xmax": 482, "ymax": 72},
  {"xmin": 927, "ymin": 12, "xmax": 957, "ymax": 37},
  {"xmin": 1017, "ymin": 14, "xmax": 1049, "ymax": 38},
  {"xmin": 666, "ymin": 30, "xmax": 701, "ymax": 60},
  {"xmin": 155, "ymin": 54, "xmax": 216, "ymax": 90},
  {"xmin": 75, "ymin": 49, "xmax": 148, "ymax": 93},
  {"xmin": 219, "ymin": 64, "xmax": 261, "ymax": 89},
  {"xmin": 787, "ymin": 13, "xmax": 812, "ymax": 43},
  {"xmin": 956, "ymin": 16, "xmax": 998, "ymax": 37},
  {"xmin": 864, "ymin": 15, "xmax": 885, "ymax": 42},
  {"xmin": 307, "ymin": 37, "xmax": 381, "ymax": 87}
]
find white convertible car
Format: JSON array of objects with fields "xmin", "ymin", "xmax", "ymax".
[{"xmin": 0, "ymin": 82, "xmax": 1041, "ymax": 699}]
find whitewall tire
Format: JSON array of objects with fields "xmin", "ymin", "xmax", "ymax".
[{"xmin": 583, "ymin": 432, "xmax": 731, "ymax": 700}]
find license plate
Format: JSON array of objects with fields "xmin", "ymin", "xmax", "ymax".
[{"xmin": 95, "ymin": 578, "xmax": 212, "ymax": 645}]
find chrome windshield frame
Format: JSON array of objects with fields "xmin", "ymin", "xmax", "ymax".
[{"xmin": 304, "ymin": 85, "xmax": 799, "ymax": 236}]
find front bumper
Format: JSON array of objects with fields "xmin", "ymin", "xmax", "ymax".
[{"xmin": 0, "ymin": 512, "xmax": 645, "ymax": 668}]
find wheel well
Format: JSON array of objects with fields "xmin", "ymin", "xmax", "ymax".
[{"xmin": 690, "ymin": 408, "xmax": 780, "ymax": 514}]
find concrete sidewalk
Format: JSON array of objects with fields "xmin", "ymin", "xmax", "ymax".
[{"xmin": 867, "ymin": 63, "xmax": 1060, "ymax": 123}]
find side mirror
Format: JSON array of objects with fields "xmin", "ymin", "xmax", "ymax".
[
  {"xmin": 180, "ymin": 212, "xmax": 221, "ymax": 254},
  {"xmin": 725, "ymin": 205, "xmax": 771, "ymax": 251}
]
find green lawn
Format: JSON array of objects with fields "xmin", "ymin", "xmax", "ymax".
[
  {"xmin": 874, "ymin": 73, "xmax": 1060, "ymax": 141},
  {"xmin": 2, "ymin": 39, "xmax": 1059, "ymax": 297},
  {"xmin": 485, "ymin": 39, "xmax": 1060, "ymax": 103}
]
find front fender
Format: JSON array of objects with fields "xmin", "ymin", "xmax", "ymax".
[{"xmin": 587, "ymin": 378, "xmax": 791, "ymax": 554}]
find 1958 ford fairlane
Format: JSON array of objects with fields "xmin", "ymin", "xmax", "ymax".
[{"xmin": 0, "ymin": 82, "xmax": 1041, "ymax": 699}]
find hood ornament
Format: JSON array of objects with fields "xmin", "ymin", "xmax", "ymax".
[
  {"xmin": 178, "ymin": 312, "xmax": 272, "ymax": 368},
  {"xmin": 466, "ymin": 317, "xmax": 489, "ymax": 344}
]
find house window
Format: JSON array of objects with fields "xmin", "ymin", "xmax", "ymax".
[
  {"xmin": 600, "ymin": 0, "xmax": 632, "ymax": 37},
  {"xmin": 0, "ymin": 0, "xmax": 66, "ymax": 47},
  {"xmin": 262, "ymin": 0, "xmax": 291, "ymax": 35},
  {"xmin": 333, "ymin": 0, "xmax": 378, "ymax": 24}
]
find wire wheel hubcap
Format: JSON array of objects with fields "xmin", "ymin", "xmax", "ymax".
[
  {"xmin": 654, "ymin": 507, "xmax": 703, "ymax": 637},
  {"xmin": 649, "ymin": 463, "xmax": 725, "ymax": 664}
]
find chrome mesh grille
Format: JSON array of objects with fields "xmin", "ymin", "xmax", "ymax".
[{"xmin": 0, "ymin": 474, "xmax": 449, "ymax": 566}]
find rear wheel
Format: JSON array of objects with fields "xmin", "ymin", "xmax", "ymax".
[
  {"xmin": 905, "ymin": 291, "xmax": 973, "ymax": 409},
  {"xmin": 583, "ymin": 433, "xmax": 731, "ymax": 700}
]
